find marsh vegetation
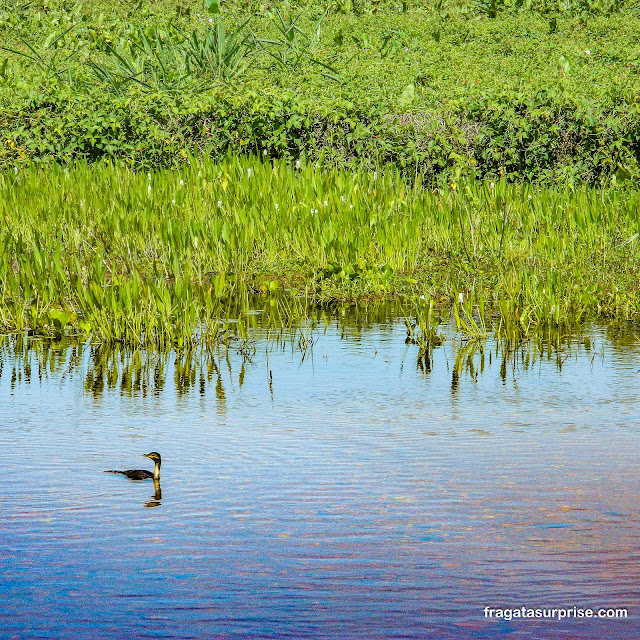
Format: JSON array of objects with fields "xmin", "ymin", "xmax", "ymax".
[
  {"xmin": 1, "ymin": 157, "xmax": 639, "ymax": 350},
  {"xmin": 1, "ymin": 0, "xmax": 639, "ymax": 348},
  {"xmin": 1, "ymin": 0, "xmax": 640, "ymax": 181}
]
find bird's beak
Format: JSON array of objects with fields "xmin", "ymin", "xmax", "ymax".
[{"xmin": 143, "ymin": 453, "xmax": 151, "ymax": 459}]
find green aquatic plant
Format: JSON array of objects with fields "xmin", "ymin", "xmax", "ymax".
[
  {"xmin": 405, "ymin": 296, "xmax": 443, "ymax": 346},
  {"xmin": 1, "ymin": 157, "xmax": 640, "ymax": 348},
  {"xmin": 453, "ymin": 292, "xmax": 487, "ymax": 341}
]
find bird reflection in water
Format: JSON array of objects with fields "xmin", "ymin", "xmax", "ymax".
[{"xmin": 145, "ymin": 479, "xmax": 162, "ymax": 508}]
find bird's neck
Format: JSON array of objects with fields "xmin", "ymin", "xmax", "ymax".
[{"xmin": 153, "ymin": 461, "xmax": 161, "ymax": 481}]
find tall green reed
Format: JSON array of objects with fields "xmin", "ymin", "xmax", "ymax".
[{"xmin": 1, "ymin": 156, "xmax": 639, "ymax": 348}]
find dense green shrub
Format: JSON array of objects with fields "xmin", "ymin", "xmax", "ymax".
[
  {"xmin": 463, "ymin": 90, "xmax": 640, "ymax": 182},
  {"xmin": 1, "ymin": 0, "xmax": 639, "ymax": 182},
  {"xmin": 2, "ymin": 84, "xmax": 639, "ymax": 184}
]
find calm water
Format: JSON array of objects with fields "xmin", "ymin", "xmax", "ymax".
[{"xmin": 1, "ymin": 318, "xmax": 640, "ymax": 639}]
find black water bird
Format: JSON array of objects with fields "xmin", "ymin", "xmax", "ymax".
[{"xmin": 105, "ymin": 452, "xmax": 161, "ymax": 481}]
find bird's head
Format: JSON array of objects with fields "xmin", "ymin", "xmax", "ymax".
[{"xmin": 143, "ymin": 452, "xmax": 161, "ymax": 463}]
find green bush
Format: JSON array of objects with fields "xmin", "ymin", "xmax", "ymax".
[
  {"xmin": 2, "ymin": 84, "xmax": 639, "ymax": 184},
  {"xmin": 1, "ymin": 0, "xmax": 639, "ymax": 183}
]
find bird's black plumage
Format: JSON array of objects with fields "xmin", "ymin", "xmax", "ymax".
[
  {"xmin": 105, "ymin": 452, "xmax": 161, "ymax": 481},
  {"xmin": 108, "ymin": 468, "xmax": 154, "ymax": 480}
]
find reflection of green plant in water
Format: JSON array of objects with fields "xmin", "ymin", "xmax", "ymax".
[
  {"xmin": 405, "ymin": 296, "xmax": 443, "ymax": 373},
  {"xmin": 0, "ymin": 311, "xmax": 614, "ymax": 401},
  {"xmin": 405, "ymin": 297, "xmax": 443, "ymax": 346},
  {"xmin": 451, "ymin": 340, "xmax": 485, "ymax": 388}
]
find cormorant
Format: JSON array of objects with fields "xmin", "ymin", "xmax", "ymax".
[{"xmin": 105, "ymin": 452, "xmax": 161, "ymax": 481}]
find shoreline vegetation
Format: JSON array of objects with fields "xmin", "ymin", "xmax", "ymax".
[
  {"xmin": 1, "ymin": 0, "xmax": 640, "ymax": 183},
  {"xmin": 1, "ymin": 157, "xmax": 639, "ymax": 348},
  {"xmin": 1, "ymin": 0, "xmax": 639, "ymax": 347}
]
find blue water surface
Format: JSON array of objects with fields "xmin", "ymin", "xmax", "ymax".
[{"xmin": 1, "ymin": 320, "xmax": 639, "ymax": 639}]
